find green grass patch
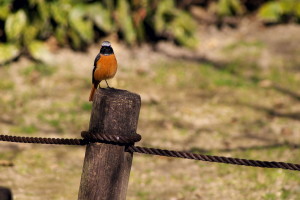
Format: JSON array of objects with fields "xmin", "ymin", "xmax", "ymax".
[
  {"xmin": 136, "ymin": 191, "xmax": 150, "ymax": 200},
  {"xmin": 81, "ymin": 102, "xmax": 92, "ymax": 111},
  {"xmin": 183, "ymin": 185, "xmax": 197, "ymax": 192},
  {"xmin": 153, "ymin": 62, "xmax": 254, "ymax": 90},
  {"xmin": 268, "ymin": 68, "xmax": 299, "ymax": 87},
  {"xmin": 38, "ymin": 112, "xmax": 66, "ymax": 132},
  {"xmin": 14, "ymin": 124, "xmax": 38, "ymax": 134},
  {"xmin": 0, "ymin": 80, "xmax": 14, "ymax": 90},
  {"xmin": 264, "ymin": 193, "xmax": 277, "ymax": 200},
  {"xmin": 223, "ymin": 40, "xmax": 265, "ymax": 52},
  {"xmin": 21, "ymin": 63, "xmax": 56, "ymax": 77},
  {"xmin": 281, "ymin": 188, "xmax": 292, "ymax": 200},
  {"xmin": 36, "ymin": 99, "xmax": 89, "ymax": 133}
]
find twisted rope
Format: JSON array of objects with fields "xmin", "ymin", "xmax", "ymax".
[
  {"xmin": 0, "ymin": 134, "xmax": 299, "ymax": 171},
  {"xmin": 127, "ymin": 146, "xmax": 300, "ymax": 171},
  {"xmin": 0, "ymin": 134, "xmax": 86, "ymax": 145},
  {"xmin": 81, "ymin": 131, "xmax": 141, "ymax": 144}
]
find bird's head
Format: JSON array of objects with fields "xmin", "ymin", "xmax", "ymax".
[{"xmin": 100, "ymin": 41, "xmax": 114, "ymax": 55}]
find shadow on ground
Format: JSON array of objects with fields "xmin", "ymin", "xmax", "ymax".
[{"xmin": 272, "ymin": 84, "xmax": 300, "ymax": 102}]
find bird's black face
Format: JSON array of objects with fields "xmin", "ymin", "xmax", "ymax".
[{"xmin": 100, "ymin": 46, "xmax": 114, "ymax": 55}]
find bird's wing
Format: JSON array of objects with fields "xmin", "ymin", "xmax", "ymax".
[{"xmin": 92, "ymin": 53, "xmax": 101, "ymax": 85}]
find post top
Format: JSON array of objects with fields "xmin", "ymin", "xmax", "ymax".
[
  {"xmin": 89, "ymin": 88, "xmax": 141, "ymax": 136},
  {"xmin": 93, "ymin": 88, "xmax": 141, "ymax": 102}
]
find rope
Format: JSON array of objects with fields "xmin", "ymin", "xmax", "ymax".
[
  {"xmin": 0, "ymin": 134, "xmax": 299, "ymax": 171},
  {"xmin": 0, "ymin": 134, "xmax": 86, "ymax": 145},
  {"xmin": 81, "ymin": 131, "xmax": 141, "ymax": 144},
  {"xmin": 127, "ymin": 146, "xmax": 300, "ymax": 171}
]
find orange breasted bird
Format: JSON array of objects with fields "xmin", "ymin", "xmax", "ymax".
[{"xmin": 89, "ymin": 41, "xmax": 118, "ymax": 101}]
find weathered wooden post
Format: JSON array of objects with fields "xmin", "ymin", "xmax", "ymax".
[
  {"xmin": 0, "ymin": 187, "xmax": 12, "ymax": 200},
  {"xmin": 78, "ymin": 88, "xmax": 141, "ymax": 200}
]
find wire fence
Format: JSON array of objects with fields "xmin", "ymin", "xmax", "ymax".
[{"xmin": 0, "ymin": 133, "xmax": 299, "ymax": 171}]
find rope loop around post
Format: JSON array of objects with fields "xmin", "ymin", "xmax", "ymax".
[
  {"xmin": 0, "ymin": 133, "xmax": 299, "ymax": 171},
  {"xmin": 81, "ymin": 131, "xmax": 142, "ymax": 145}
]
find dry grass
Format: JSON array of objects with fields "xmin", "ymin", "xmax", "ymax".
[{"xmin": 0, "ymin": 23, "xmax": 300, "ymax": 200}]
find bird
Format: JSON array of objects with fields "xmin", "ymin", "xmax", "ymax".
[{"xmin": 89, "ymin": 41, "xmax": 118, "ymax": 101}]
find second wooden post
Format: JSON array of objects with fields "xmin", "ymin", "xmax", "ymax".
[{"xmin": 78, "ymin": 88, "xmax": 141, "ymax": 200}]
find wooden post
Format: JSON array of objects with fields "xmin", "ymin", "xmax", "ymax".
[
  {"xmin": 78, "ymin": 88, "xmax": 141, "ymax": 200},
  {"xmin": 0, "ymin": 187, "xmax": 12, "ymax": 200}
]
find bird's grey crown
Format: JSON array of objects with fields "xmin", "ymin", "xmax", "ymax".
[{"xmin": 101, "ymin": 41, "xmax": 111, "ymax": 47}]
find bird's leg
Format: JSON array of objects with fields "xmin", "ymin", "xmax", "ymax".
[{"xmin": 105, "ymin": 80, "xmax": 111, "ymax": 88}]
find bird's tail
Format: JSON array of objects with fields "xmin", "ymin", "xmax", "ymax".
[{"xmin": 89, "ymin": 85, "xmax": 97, "ymax": 102}]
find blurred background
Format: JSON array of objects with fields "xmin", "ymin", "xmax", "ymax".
[{"xmin": 0, "ymin": 0, "xmax": 300, "ymax": 199}]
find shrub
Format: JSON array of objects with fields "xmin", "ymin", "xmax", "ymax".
[
  {"xmin": 258, "ymin": 0, "xmax": 300, "ymax": 23},
  {"xmin": 0, "ymin": 0, "xmax": 198, "ymax": 64}
]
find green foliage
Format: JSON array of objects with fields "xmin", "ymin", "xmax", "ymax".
[
  {"xmin": 214, "ymin": 0, "xmax": 300, "ymax": 23},
  {"xmin": 116, "ymin": 0, "xmax": 137, "ymax": 44},
  {"xmin": 0, "ymin": 1, "xmax": 10, "ymax": 20},
  {"xmin": 69, "ymin": 5, "xmax": 94, "ymax": 43},
  {"xmin": 0, "ymin": 43, "xmax": 19, "ymax": 64},
  {"xmin": 5, "ymin": 9, "xmax": 27, "ymax": 42},
  {"xmin": 86, "ymin": 3, "xmax": 114, "ymax": 33},
  {"xmin": 258, "ymin": 0, "xmax": 300, "ymax": 22},
  {"xmin": 0, "ymin": 0, "xmax": 198, "ymax": 64},
  {"xmin": 217, "ymin": 0, "xmax": 244, "ymax": 16},
  {"xmin": 153, "ymin": 0, "xmax": 198, "ymax": 48},
  {"xmin": 27, "ymin": 41, "xmax": 53, "ymax": 62}
]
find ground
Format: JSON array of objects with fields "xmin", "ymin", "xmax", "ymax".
[{"xmin": 0, "ymin": 20, "xmax": 300, "ymax": 200}]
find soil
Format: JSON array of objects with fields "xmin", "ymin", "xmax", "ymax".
[{"xmin": 0, "ymin": 20, "xmax": 300, "ymax": 200}]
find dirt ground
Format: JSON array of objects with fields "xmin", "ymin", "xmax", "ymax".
[{"xmin": 0, "ymin": 20, "xmax": 300, "ymax": 200}]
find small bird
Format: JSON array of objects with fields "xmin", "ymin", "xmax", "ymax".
[{"xmin": 89, "ymin": 41, "xmax": 118, "ymax": 101}]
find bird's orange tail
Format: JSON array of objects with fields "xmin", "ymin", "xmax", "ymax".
[{"xmin": 89, "ymin": 85, "xmax": 96, "ymax": 102}]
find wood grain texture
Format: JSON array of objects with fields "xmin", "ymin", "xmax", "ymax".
[{"xmin": 78, "ymin": 88, "xmax": 141, "ymax": 200}]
